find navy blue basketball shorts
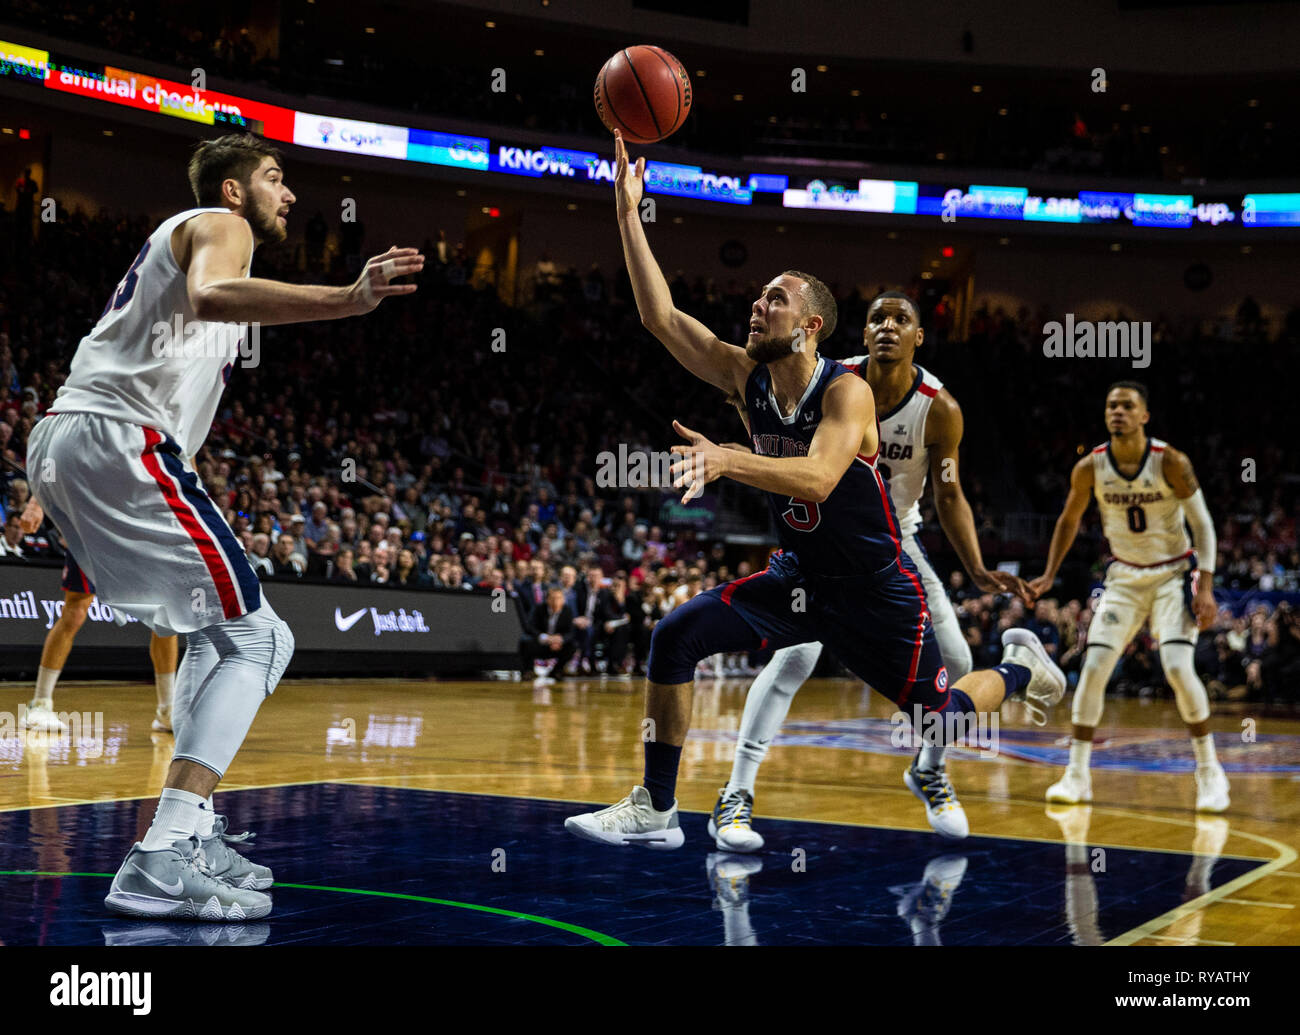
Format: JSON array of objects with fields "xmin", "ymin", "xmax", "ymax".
[
  {"xmin": 648, "ymin": 549, "xmax": 955, "ymax": 714},
  {"xmin": 61, "ymin": 552, "xmax": 95, "ymax": 595}
]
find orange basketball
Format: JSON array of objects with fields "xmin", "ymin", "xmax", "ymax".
[{"xmin": 594, "ymin": 45, "xmax": 692, "ymax": 144}]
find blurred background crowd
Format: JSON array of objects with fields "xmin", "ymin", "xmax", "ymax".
[{"xmin": 1, "ymin": 200, "xmax": 1295, "ymax": 703}]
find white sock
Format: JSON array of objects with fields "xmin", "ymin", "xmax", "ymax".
[
  {"xmin": 141, "ymin": 788, "xmax": 207, "ymax": 850},
  {"xmin": 917, "ymin": 744, "xmax": 947, "ymax": 771},
  {"xmin": 195, "ymin": 796, "xmax": 216, "ymax": 838},
  {"xmin": 34, "ymin": 666, "xmax": 60, "ymax": 704},
  {"xmin": 1192, "ymin": 733, "xmax": 1219, "ymax": 768},
  {"xmin": 1069, "ymin": 739, "xmax": 1093, "ymax": 771},
  {"xmin": 726, "ymin": 643, "xmax": 817, "ymax": 795},
  {"xmin": 727, "ymin": 741, "xmax": 767, "ymax": 797},
  {"xmin": 155, "ymin": 670, "xmax": 175, "ymax": 711}
]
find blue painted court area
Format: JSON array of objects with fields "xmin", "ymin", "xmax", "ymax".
[{"xmin": 0, "ymin": 784, "xmax": 1261, "ymax": 946}]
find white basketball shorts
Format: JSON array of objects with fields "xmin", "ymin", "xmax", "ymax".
[
  {"xmin": 26, "ymin": 412, "xmax": 262, "ymax": 636},
  {"xmin": 1085, "ymin": 557, "xmax": 1198, "ymax": 651}
]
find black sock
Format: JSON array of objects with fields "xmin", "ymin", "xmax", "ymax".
[
  {"xmin": 993, "ymin": 662, "xmax": 1031, "ymax": 698},
  {"xmin": 643, "ymin": 740, "xmax": 683, "ymax": 812}
]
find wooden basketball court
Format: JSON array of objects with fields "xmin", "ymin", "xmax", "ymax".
[{"xmin": 2, "ymin": 676, "xmax": 1297, "ymax": 946}]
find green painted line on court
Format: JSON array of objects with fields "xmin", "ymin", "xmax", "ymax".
[
  {"xmin": 1, "ymin": 870, "xmax": 115, "ymax": 879},
  {"xmin": 278, "ymin": 882, "xmax": 626, "ymax": 945},
  {"xmin": 0, "ymin": 871, "xmax": 626, "ymax": 946}
]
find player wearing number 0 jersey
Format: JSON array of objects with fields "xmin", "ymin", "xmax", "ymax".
[
  {"xmin": 26, "ymin": 132, "xmax": 424, "ymax": 921},
  {"xmin": 1029, "ymin": 381, "xmax": 1228, "ymax": 813},
  {"xmin": 564, "ymin": 131, "xmax": 1064, "ymax": 851},
  {"xmin": 709, "ymin": 292, "xmax": 1032, "ymax": 851}
]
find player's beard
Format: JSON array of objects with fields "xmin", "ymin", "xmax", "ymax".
[
  {"xmin": 746, "ymin": 332, "xmax": 799, "ymax": 363},
  {"xmin": 249, "ymin": 195, "xmax": 287, "ymax": 244}
]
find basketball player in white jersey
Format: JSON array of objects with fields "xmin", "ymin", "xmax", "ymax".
[
  {"xmin": 710, "ymin": 292, "xmax": 1031, "ymax": 850},
  {"xmin": 26, "ymin": 132, "xmax": 423, "ymax": 920},
  {"xmin": 1028, "ymin": 381, "xmax": 1227, "ymax": 812}
]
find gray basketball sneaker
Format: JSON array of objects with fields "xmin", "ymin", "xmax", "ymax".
[
  {"xmin": 104, "ymin": 836, "xmax": 272, "ymax": 921},
  {"xmin": 1000, "ymin": 628, "xmax": 1067, "ymax": 725},
  {"xmin": 201, "ymin": 815, "xmax": 274, "ymax": 890},
  {"xmin": 564, "ymin": 786, "xmax": 685, "ymax": 849}
]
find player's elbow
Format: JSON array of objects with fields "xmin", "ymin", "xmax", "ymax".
[
  {"xmin": 190, "ymin": 286, "xmax": 223, "ymax": 322},
  {"xmin": 806, "ymin": 472, "xmax": 837, "ymax": 504},
  {"xmin": 640, "ymin": 310, "xmax": 670, "ymax": 337},
  {"xmin": 933, "ymin": 485, "xmax": 963, "ymax": 513}
]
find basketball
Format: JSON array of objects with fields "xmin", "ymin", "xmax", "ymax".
[{"xmin": 594, "ymin": 45, "xmax": 692, "ymax": 144}]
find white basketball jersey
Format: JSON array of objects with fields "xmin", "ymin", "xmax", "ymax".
[
  {"xmin": 51, "ymin": 207, "xmax": 252, "ymax": 459},
  {"xmin": 842, "ymin": 358, "xmax": 941, "ymax": 538},
  {"xmin": 1090, "ymin": 438, "xmax": 1192, "ymax": 565}
]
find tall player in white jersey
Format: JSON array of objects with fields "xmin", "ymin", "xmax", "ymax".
[
  {"xmin": 26, "ymin": 133, "xmax": 423, "ymax": 920},
  {"xmin": 710, "ymin": 292, "xmax": 1031, "ymax": 851},
  {"xmin": 1028, "ymin": 381, "xmax": 1227, "ymax": 812}
]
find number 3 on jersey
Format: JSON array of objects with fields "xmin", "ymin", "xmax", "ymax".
[
  {"xmin": 782, "ymin": 496, "xmax": 822, "ymax": 532},
  {"xmin": 101, "ymin": 240, "xmax": 152, "ymax": 317}
]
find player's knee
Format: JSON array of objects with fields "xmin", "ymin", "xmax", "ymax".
[
  {"xmin": 646, "ymin": 606, "xmax": 702, "ymax": 685},
  {"xmin": 1158, "ymin": 642, "xmax": 1207, "ymax": 720},
  {"xmin": 214, "ymin": 606, "xmax": 294, "ymax": 693},
  {"xmin": 768, "ymin": 642, "xmax": 821, "ymax": 694},
  {"xmin": 1072, "ymin": 646, "xmax": 1116, "ymax": 726},
  {"xmin": 266, "ymin": 613, "xmax": 294, "ymax": 690},
  {"xmin": 1157, "ymin": 643, "xmax": 1195, "ymax": 681},
  {"xmin": 61, "ymin": 597, "xmax": 92, "ymax": 630}
]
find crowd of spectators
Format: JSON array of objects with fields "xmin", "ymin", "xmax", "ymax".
[
  {"xmin": 6, "ymin": 2, "xmax": 1296, "ymax": 182},
  {"xmin": 0, "ymin": 196, "xmax": 1296, "ymax": 702}
]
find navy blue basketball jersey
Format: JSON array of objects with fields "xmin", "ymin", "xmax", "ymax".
[{"xmin": 745, "ymin": 356, "xmax": 903, "ymax": 575}]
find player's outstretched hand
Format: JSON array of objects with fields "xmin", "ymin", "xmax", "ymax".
[
  {"xmin": 975, "ymin": 569, "xmax": 1034, "ymax": 605},
  {"xmin": 670, "ymin": 419, "xmax": 728, "ymax": 503},
  {"xmin": 19, "ymin": 499, "xmax": 43, "ymax": 535},
  {"xmin": 613, "ymin": 130, "xmax": 645, "ymax": 217},
  {"xmin": 1025, "ymin": 574, "xmax": 1056, "ymax": 602},
  {"xmin": 349, "ymin": 246, "xmax": 425, "ymax": 314}
]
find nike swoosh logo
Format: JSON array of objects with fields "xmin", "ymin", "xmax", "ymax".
[
  {"xmin": 334, "ymin": 607, "xmax": 367, "ymax": 631},
  {"xmin": 131, "ymin": 863, "xmax": 184, "ymax": 896}
]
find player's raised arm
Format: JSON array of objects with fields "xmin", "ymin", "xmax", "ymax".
[
  {"xmin": 1029, "ymin": 455, "xmax": 1095, "ymax": 598},
  {"xmin": 670, "ymin": 370, "xmax": 870, "ymax": 504},
  {"xmin": 1163, "ymin": 446, "xmax": 1218, "ymax": 628},
  {"xmin": 613, "ymin": 131, "xmax": 752, "ymax": 396},
  {"xmin": 927, "ymin": 391, "xmax": 1032, "ymax": 603},
  {"xmin": 182, "ymin": 213, "xmax": 423, "ymax": 326}
]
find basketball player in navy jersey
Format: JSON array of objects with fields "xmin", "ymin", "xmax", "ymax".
[
  {"xmin": 707, "ymin": 292, "xmax": 1032, "ymax": 849},
  {"xmin": 564, "ymin": 133, "xmax": 1066, "ymax": 848}
]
